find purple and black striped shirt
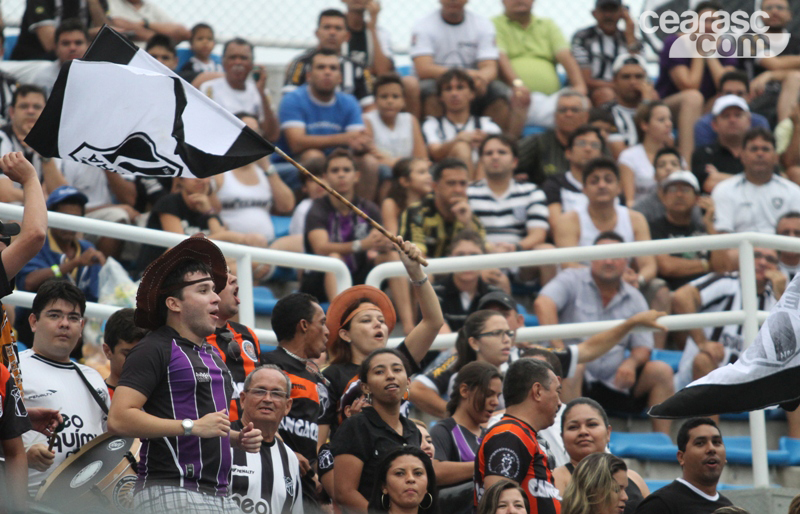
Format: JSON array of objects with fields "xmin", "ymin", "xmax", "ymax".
[{"xmin": 118, "ymin": 326, "xmax": 234, "ymax": 497}]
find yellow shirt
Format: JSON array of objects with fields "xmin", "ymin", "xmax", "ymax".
[{"xmin": 492, "ymin": 14, "xmax": 568, "ymax": 95}]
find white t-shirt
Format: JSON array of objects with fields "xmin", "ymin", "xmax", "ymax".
[
  {"xmin": 364, "ymin": 110, "xmax": 416, "ymax": 159},
  {"xmin": 217, "ymin": 170, "xmax": 275, "ymax": 242},
  {"xmin": 61, "ymin": 161, "xmax": 113, "ymax": 209},
  {"xmin": 712, "ymin": 174, "xmax": 800, "ymax": 234},
  {"xmin": 19, "ymin": 349, "xmax": 109, "ymax": 495},
  {"xmin": 422, "ymin": 115, "xmax": 501, "ymax": 163},
  {"xmin": 200, "ymin": 77, "xmax": 264, "ymax": 123},
  {"xmin": 107, "ymin": 0, "xmax": 174, "ymax": 24},
  {"xmin": 289, "ymin": 197, "xmax": 313, "ymax": 237},
  {"xmin": 618, "ymin": 144, "xmax": 656, "ymax": 198},
  {"xmin": 410, "ymin": 9, "xmax": 499, "ymax": 69}
]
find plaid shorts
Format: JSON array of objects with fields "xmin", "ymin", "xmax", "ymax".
[{"xmin": 133, "ymin": 485, "xmax": 239, "ymax": 514}]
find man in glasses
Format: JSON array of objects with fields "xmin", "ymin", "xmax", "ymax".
[
  {"xmin": 19, "ymin": 280, "xmax": 108, "ymax": 495},
  {"xmin": 776, "ymin": 211, "xmax": 800, "ymax": 281},
  {"xmin": 671, "ymin": 247, "xmax": 782, "ymax": 393},
  {"xmin": 230, "ymin": 365, "xmax": 303, "ymax": 514}
]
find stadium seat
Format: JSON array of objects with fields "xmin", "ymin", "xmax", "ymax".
[
  {"xmin": 522, "ymin": 125, "xmax": 547, "ymax": 137},
  {"xmin": 4, "ymin": 35, "xmax": 17, "ymax": 60},
  {"xmin": 651, "ymin": 349, "xmax": 681, "ymax": 373},
  {"xmin": 396, "ymin": 65, "xmax": 412, "ymax": 77},
  {"xmin": 515, "ymin": 304, "xmax": 538, "ymax": 327},
  {"xmin": 272, "ymin": 215, "xmax": 292, "ymax": 239},
  {"xmin": 643, "ymin": 479, "xmax": 671, "ymax": 492},
  {"xmin": 723, "ymin": 436, "xmax": 791, "ymax": 466},
  {"xmin": 15, "ymin": 341, "xmax": 27, "ymax": 352},
  {"xmin": 253, "ymin": 286, "xmax": 278, "ymax": 316},
  {"xmin": 608, "ymin": 432, "xmax": 677, "ymax": 462},
  {"xmin": 779, "ymin": 436, "xmax": 800, "ymax": 466}
]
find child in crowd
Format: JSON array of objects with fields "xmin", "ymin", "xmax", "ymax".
[
  {"xmin": 180, "ymin": 23, "xmax": 223, "ymax": 74},
  {"xmin": 364, "ymin": 74, "xmax": 427, "ymax": 168},
  {"xmin": 381, "ymin": 157, "xmax": 432, "ymax": 236},
  {"xmin": 422, "ymin": 68, "xmax": 501, "ymax": 179}
]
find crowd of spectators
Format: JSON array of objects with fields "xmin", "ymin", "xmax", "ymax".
[{"xmin": 2, "ymin": 0, "xmax": 800, "ymax": 512}]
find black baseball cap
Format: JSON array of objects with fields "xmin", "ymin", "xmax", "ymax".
[
  {"xmin": 596, "ymin": 0, "xmax": 622, "ymax": 7},
  {"xmin": 477, "ymin": 291, "xmax": 516, "ymax": 312}
]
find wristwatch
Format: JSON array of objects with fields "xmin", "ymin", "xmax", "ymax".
[{"xmin": 181, "ymin": 418, "xmax": 194, "ymax": 436}]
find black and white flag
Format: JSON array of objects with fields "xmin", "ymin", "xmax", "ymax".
[
  {"xmin": 650, "ymin": 273, "xmax": 800, "ymax": 418},
  {"xmin": 25, "ymin": 26, "xmax": 274, "ymax": 179}
]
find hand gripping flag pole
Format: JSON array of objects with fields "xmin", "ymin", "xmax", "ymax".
[{"xmin": 273, "ymin": 147, "xmax": 428, "ymax": 267}]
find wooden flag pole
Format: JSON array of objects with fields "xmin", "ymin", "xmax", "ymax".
[{"xmin": 274, "ymin": 147, "xmax": 429, "ymax": 267}]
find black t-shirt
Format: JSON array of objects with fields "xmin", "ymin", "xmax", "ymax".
[
  {"xmin": 0, "ymin": 363, "xmax": 30, "ymax": 440},
  {"xmin": 0, "ymin": 250, "xmax": 19, "ymax": 374},
  {"xmin": 430, "ymin": 417, "xmax": 483, "ymax": 464},
  {"xmin": 433, "ymin": 275, "xmax": 498, "ymax": 332},
  {"xmin": 118, "ymin": 326, "xmax": 234, "ymax": 496},
  {"xmin": 136, "ymin": 193, "xmax": 219, "ymax": 276},
  {"xmin": 320, "ymin": 341, "xmax": 420, "ymax": 432},
  {"xmin": 634, "ymin": 480, "xmax": 732, "ymax": 514},
  {"xmin": 691, "ymin": 142, "xmax": 743, "ymax": 191},
  {"xmin": 284, "ymin": 48, "xmax": 373, "ymax": 104},
  {"xmin": 330, "ymin": 407, "xmax": 421, "ymax": 501},
  {"xmin": 12, "ymin": 0, "xmax": 107, "ymax": 61},
  {"xmin": 649, "ymin": 216, "xmax": 709, "ymax": 290},
  {"xmin": 261, "ymin": 347, "xmax": 329, "ymax": 463},
  {"xmin": 741, "ymin": 31, "xmax": 800, "ymax": 78},
  {"xmin": 517, "ymin": 129, "xmax": 568, "ymax": 186}
]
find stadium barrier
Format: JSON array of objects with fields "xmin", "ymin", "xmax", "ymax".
[{"xmin": 3, "ymin": 199, "xmax": 798, "ymax": 489}]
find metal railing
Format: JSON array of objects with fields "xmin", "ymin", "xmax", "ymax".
[
  {"xmin": 366, "ymin": 231, "xmax": 800, "ymax": 490},
  {"xmin": 0, "ymin": 203, "xmax": 352, "ymax": 327},
  {"xmin": 3, "ymin": 206, "xmax": 794, "ymax": 488}
]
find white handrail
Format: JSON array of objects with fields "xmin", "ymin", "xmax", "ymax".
[
  {"xmin": 365, "ymin": 232, "xmax": 790, "ymax": 489},
  {"xmin": 0, "ymin": 202, "xmax": 352, "ymax": 327}
]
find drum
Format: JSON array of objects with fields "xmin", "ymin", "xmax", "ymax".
[{"xmin": 34, "ymin": 432, "xmax": 141, "ymax": 514}]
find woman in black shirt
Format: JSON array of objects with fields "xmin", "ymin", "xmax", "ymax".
[
  {"xmin": 331, "ymin": 348, "xmax": 422, "ymax": 512},
  {"xmin": 368, "ymin": 446, "xmax": 440, "ymax": 514}
]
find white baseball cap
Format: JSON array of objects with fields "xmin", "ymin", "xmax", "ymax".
[
  {"xmin": 712, "ymin": 94, "xmax": 750, "ymax": 117},
  {"xmin": 612, "ymin": 53, "xmax": 648, "ymax": 75},
  {"xmin": 661, "ymin": 171, "xmax": 700, "ymax": 193}
]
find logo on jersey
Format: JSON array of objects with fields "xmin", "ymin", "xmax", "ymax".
[
  {"xmin": 285, "ymin": 475, "xmax": 295, "ymax": 497},
  {"xmin": 528, "ymin": 478, "xmax": 561, "ymax": 499},
  {"xmin": 242, "ymin": 340, "xmax": 258, "ymax": 361},
  {"xmin": 318, "ymin": 448, "xmax": 334, "ymax": 471},
  {"xmin": 195, "ymin": 371, "xmax": 212, "ymax": 383},
  {"xmin": 27, "ymin": 389, "xmax": 57, "ymax": 400},
  {"xmin": 773, "ymin": 198, "xmax": 785, "ymax": 210},
  {"xmin": 108, "ymin": 439, "xmax": 126, "ymax": 451},
  {"xmin": 11, "ymin": 388, "xmax": 26, "ymax": 417},
  {"xmin": 232, "ymin": 493, "xmax": 271, "ymax": 514},
  {"xmin": 317, "ymin": 383, "xmax": 330, "ymax": 417},
  {"xmin": 488, "ymin": 448, "xmax": 520, "ymax": 477}
]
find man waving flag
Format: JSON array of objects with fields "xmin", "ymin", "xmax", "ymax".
[
  {"xmin": 650, "ymin": 272, "xmax": 800, "ymax": 418},
  {"xmin": 25, "ymin": 26, "xmax": 274, "ymax": 179}
]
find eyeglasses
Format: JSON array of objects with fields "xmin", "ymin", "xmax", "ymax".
[
  {"xmin": 574, "ymin": 141, "xmax": 602, "ymax": 149},
  {"xmin": 754, "ymin": 251, "xmax": 779, "ymax": 265},
  {"xmin": 764, "ymin": 5, "xmax": 788, "ymax": 11},
  {"xmin": 43, "ymin": 310, "xmax": 83, "ymax": 324},
  {"xmin": 477, "ymin": 329, "xmax": 514, "ymax": 339},
  {"xmin": 246, "ymin": 388, "xmax": 289, "ymax": 400},
  {"xmin": 556, "ymin": 107, "xmax": 585, "ymax": 114}
]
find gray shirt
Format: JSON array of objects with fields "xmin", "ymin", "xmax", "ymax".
[
  {"xmin": 539, "ymin": 268, "xmax": 652, "ymax": 392},
  {"xmin": 633, "ymin": 192, "xmax": 705, "ymax": 226}
]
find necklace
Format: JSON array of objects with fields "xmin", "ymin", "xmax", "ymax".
[{"xmin": 279, "ymin": 346, "xmax": 331, "ymax": 389}]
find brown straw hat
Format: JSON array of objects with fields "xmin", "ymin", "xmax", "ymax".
[
  {"xmin": 135, "ymin": 234, "xmax": 227, "ymax": 330},
  {"xmin": 325, "ymin": 285, "xmax": 396, "ymax": 348}
]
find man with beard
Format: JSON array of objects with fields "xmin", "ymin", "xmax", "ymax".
[
  {"xmin": 199, "ymin": 38, "xmax": 278, "ymax": 140},
  {"xmin": 274, "ymin": 48, "xmax": 379, "ymax": 199},
  {"xmin": 108, "ymin": 235, "xmax": 262, "ymax": 513},
  {"xmin": 635, "ymin": 418, "xmax": 732, "ymax": 514},
  {"xmin": 283, "ymin": 9, "xmax": 375, "ymax": 109},
  {"xmin": 206, "ymin": 272, "xmax": 261, "ymax": 421}
]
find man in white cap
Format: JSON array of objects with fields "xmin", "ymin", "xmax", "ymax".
[
  {"xmin": 690, "ymin": 94, "xmax": 750, "ymax": 193},
  {"xmin": 648, "ymin": 171, "xmax": 727, "ymax": 291}
]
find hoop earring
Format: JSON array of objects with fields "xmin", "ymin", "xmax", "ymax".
[
  {"xmin": 366, "ymin": 393, "xmax": 372, "ymax": 404},
  {"xmin": 381, "ymin": 493, "xmax": 390, "ymax": 510},
  {"xmin": 420, "ymin": 492, "xmax": 433, "ymax": 510}
]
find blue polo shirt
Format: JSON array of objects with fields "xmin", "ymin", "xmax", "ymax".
[{"xmin": 272, "ymin": 84, "xmax": 364, "ymax": 162}]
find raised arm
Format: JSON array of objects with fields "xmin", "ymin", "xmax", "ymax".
[{"xmin": 399, "ymin": 238, "xmax": 444, "ymax": 363}]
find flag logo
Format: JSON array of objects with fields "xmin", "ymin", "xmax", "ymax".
[{"xmin": 69, "ymin": 132, "xmax": 183, "ymax": 176}]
